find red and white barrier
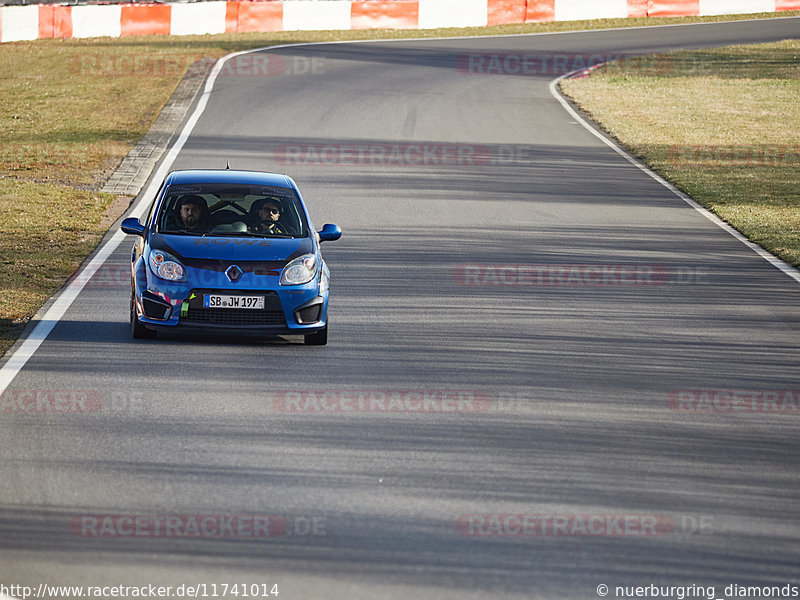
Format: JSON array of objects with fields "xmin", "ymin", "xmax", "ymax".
[
  {"xmin": 555, "ymin": 0, "xmax": 629, "ymax": 21},
  {"xmin": 172, "ymin": 1, "xmax": 227, "ymax": 35},
  {"xmin": 283, "ymin": 1, "xmax": 351, "ymax": 30},
  {"xmin": 1, "ymin": 0, "xmax": 798, "ymax": 43},
  {"xmin": 72, "ymin": 4, "xmax": 120, "ymax": 38},
  {"xmin": 699, "ymin": 0, "xmax": 775, "ymax": 15},
  {"xmin": 1, "ymin": 5, "xmax": 38, "ymax": 42},
  {"xmin": 419, "ymin": 0, "xmax": 488, "ymax": 29}
]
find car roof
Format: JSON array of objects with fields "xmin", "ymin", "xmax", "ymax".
[{"xmin": 165, "ymin": 169, "xmax": 294, "ymax": 188}]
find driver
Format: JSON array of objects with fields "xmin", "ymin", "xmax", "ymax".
[
  {"xmin": 175, "ymin": 195, "xmax": 210, "ymax": 232},
  {"xmin": 249, "ymin": 197, "xmax": 287, "ymax": 235}
]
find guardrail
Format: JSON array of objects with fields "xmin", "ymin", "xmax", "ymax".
[{"xmin": 1, "ymin": 0, "xmax": 797, "ymax": 43}]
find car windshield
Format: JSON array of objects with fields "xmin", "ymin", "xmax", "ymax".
[{"xmin": 156, "ymin": 183, "xmax": 308, "ymax": 237}]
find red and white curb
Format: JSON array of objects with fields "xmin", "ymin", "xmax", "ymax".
[{"xmin": 2, "ymin": 0, "xmax": 799, "ymax": 43}]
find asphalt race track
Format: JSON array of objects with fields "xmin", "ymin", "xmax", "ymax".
[{"xmin": 2, "ymin": 18, "xmax": 800, "ymax": 600}]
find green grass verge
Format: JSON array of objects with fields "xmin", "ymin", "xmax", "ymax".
[
  {"xmin": 560, "ymin": 39, "xmax": 800, "ymax": 269},
  {"xmin": 1, "ymin": 11, "xmax": 799, "ymax": 357}
]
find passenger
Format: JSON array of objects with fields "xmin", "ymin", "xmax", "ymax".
[{"xmin": 249, "ymin": 198, "xmax": 287, "ymax": 235}]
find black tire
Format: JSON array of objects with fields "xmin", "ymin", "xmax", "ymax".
[
  {"xmin": 130, "ymin": 291, "xmax": 156, "ymax": 339},
  {"xmin": 304, "ymin": 323, "xmax": 328, "ymax": 346}
]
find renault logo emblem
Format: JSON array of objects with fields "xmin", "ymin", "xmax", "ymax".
[{"xmin": 225, "ymin": 265, "xmax": 243, "ymax": 282}]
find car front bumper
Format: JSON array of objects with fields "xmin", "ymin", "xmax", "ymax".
[{"xmin": 133, "ymin": 259, "xmax": 330, "ymax": 337}]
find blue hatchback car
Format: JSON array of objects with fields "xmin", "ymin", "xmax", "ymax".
[{"xmin": 120, "ymin": 169, "xmax": 341, "ymax": 345}]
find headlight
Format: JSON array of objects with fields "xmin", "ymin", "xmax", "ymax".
[
  {"xmin": 280, "ymin": 254, "xmax": 317, "ymax": 285},
  {"xmin": 149, "ymin": 249, "xmax": 187, "ymax": 282}
]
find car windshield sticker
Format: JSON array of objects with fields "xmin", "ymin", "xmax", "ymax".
[
  {"xmin": 262, "ymin": 188, "xmax": 290, "ymax": 197},
  {"xmin": 169, "ymin": 186, "xmax": 203, "ymax": 195}
]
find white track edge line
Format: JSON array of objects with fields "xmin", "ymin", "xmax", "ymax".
[{"xmin": 548, "ymin": 73, "xmax": 800, "ymax": 286}]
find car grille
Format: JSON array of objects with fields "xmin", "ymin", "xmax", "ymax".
[
  {"xmin": 182, "ymin": 290, "xmax": 285, "ymax": 326},
  {"xmin": 183, "ymin": 307, "xmax": 286, "ymax": 326}
]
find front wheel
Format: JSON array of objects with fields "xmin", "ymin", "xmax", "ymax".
[
  {"xmin": 304, "ymin": 323, "xmax": 327, "ymax": 346},
  {"xmin": 130, "ymin": 291, "xmax": 156, "ymax": 339}
]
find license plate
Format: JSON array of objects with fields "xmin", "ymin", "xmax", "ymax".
[{"xmin": 203, "ymin": 294, "xmax": 264, "ymax": 309}]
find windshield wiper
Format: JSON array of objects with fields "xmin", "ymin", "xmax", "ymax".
[
  {"xmin": 159, "ymin": 230, "xmax": 197, "ymax": 236},
  {"xmin": 206, "ymin": 232, "xmax": 254, "ymax": 237},
  {"xmin": 241, "ymin": 233, "xmax": 298, "ymax": 239}
]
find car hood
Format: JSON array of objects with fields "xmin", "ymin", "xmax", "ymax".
[{"xmin": 151, "ymin": 233, "xmax": 314, "ymax": 263}]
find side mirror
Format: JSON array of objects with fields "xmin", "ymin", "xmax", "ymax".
[
  {"xmin": 121, "ymin": 217, "xmax": 146, "ymax": 237},
  {"xmin": 317, "ymin": 223, "xmax": 342, "ymax": 242}
]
